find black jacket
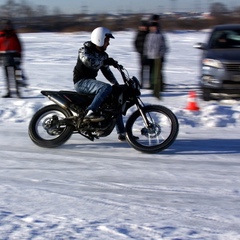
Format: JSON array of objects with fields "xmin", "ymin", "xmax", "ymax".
[
  {"xmin": 73, "ymin": 41, "xmax": 117, "ymax": 85},
  {"xmin": 134, "ymin": 30, "xmax": 148, "ymax": 55}
]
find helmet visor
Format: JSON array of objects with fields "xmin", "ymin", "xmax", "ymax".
[{"xmin": 105, "ymin": 33, "xmax": 114, "ymax": 39}]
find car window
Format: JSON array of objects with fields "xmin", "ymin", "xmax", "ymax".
[{"xmin": 209, "ymin": 29, "xmax": 240, "ymax": 49}]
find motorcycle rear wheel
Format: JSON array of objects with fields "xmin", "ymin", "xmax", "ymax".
[
  {"xmin": 125, "ymin": 105, "xmax": 179, "ymax": 153},
  {"xmin": 28, "ymin": 104, "xmax": 74, "ymax": 148}
]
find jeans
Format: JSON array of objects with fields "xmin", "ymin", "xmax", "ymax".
[
  {"xmin": 74, "ymin": 79, "xmax": 112, "ymax": 112},
  {"xmin": 115, "ymin": 115, "xmax": 125, "ymax": 134},
  {"xmin": 74, "ymin": 79, "xmax": 125, "ymax": 134}
]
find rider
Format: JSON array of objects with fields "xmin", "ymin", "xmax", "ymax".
[{"xmin": 73, "ymin": 27, "xmax": 126, "ymax": 141}]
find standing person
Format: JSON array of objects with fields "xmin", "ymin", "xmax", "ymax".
[
  {"xmin": 134, "ymin": 19, "xmax": 149, "ymax": 88},
  {"xmin": 144, "ymin": 18, "xmax": 168, "ymax": 98},
  {"xmin": 149, "ymin": 14, "xmax": 168, "ymax": 93},
  {"xmin": 73, "ymin": 27, "xmax": 127, "ymax": 141},
  {"xmin": 0, "ymin": 19, "xmax": 26, "ymax": 98}
]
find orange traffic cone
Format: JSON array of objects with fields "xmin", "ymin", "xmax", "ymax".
[{"xmin": 185, "ymin": 91, "xmax": 200, "ymax": 111}]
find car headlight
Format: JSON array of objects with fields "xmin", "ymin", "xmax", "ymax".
[{"xmin": 202, "ymin": 58, "xmax": 223, "ymax": 69}]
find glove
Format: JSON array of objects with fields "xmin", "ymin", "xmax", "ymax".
[{"xmin": 104, "ymin": 58, "xmax": 118, "ymax": 68}]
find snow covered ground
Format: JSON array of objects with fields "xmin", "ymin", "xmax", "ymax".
[{"xmin": 0, "ymin": 30, "xmax": 240, "ymax": 240}]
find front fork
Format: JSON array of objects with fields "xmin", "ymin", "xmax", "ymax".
[{"xmin": 134, "ymin": 98, "xmax": 152, "ymax": 127}]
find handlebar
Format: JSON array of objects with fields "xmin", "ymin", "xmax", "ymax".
[
  {"xmin": 115, "ymin": 62, "xmax": 130, "ymax": 83},
  {"xmin": 115, "ymin": 63, "xmax": 124, "ymax": 70}
]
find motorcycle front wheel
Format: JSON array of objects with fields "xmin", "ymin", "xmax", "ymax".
[
  {"xmin": 28, "ymin": 104, "xmax": 74, "ymax": 148},
  {"xmin": 125, "ymin": 105, "xmax": 179, "ymax": 153}
]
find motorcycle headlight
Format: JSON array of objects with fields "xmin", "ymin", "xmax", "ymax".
[
  {"xmin": 131, "ymin": 76, "xmax": 141, "ymax": 96},
  {"xmin": 202, "ymin": 58, "xmax": 223, "ymax": 69},
  {"xmin": 132, "ymin": 76, "xmax": 141, "ymax": 89}
]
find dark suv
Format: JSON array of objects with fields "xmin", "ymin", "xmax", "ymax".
[{"xmin": 194, "ymin": 24, "xmax": 240, "ymax": 100}]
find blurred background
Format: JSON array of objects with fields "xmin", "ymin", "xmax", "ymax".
[{"xmin": 0, "ymin": 0, "xmax": 240, "ymax": 32}]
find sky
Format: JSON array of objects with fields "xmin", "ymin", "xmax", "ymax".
[
  {"xmin": 0, "ymin": 30, "xmax": 240, "ymax": 239},
  {"xmin": 0, "ymin": 0, "xmax": 239, "ymax": 14}
]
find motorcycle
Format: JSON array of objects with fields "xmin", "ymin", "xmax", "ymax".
[{"xmin": 28, "ymin": 63, "xmax": 179, "ymax": 153}]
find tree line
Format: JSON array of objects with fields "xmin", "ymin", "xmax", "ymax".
[{"xmin": 0, "ymin": 0, "xmax": 240, "ymax": 32}]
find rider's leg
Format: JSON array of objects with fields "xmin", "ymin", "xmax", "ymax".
[
  {"xmin": 115, "ymin": 115, "xmax": 124, "ymax": 132},
  {"xmin": 74, "ymin": 79, "xmax": 112, "ymax": 119},
  {"xmin": 115, "ymin": 115, "xmax": 126, "ymax": 141}
]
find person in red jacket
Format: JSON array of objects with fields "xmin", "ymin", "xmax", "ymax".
[{"xmin": 0, "ymin": 19, "xmax": 26, "ymax": 98}]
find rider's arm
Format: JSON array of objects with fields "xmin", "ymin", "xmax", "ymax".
[{"xmin": 101, "ymin": 66, "xmax": 118, "ymax": 85}]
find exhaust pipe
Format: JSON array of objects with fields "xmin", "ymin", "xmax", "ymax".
[{"xmin": 48, "ymin": 94, "xmax": 69, "ymax": 109}]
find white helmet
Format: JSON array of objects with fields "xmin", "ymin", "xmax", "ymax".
[{"xmin": 91, "ymin": 27, "xmax": 114, "ymax": 47}]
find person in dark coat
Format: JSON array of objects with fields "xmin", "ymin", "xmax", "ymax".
[{"xmin": 134, "ymin": 19, "xmax": 149, "ymax": 88}]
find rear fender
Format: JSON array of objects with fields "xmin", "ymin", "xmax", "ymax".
[
  {"xmin": 41, "ymin": 91, "xmax": 70, "ymax": 109},
  {"xmin": 41, "ymin": 90, "xmax": 92, "ymax": 109}
]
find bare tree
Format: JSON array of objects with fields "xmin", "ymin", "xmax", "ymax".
[
  {"xmin": 52, "ymin": 7, "xmax": 63, "ymax": 16},
  {"xmin": 210, "ymin": 2, "xmax": 228, "ymax": 16},
  {"xmin": 18, "ymin": 0, "xmax": 34, "ymax": 18},
  {"xmin": 0, "ymin": 0, "xmax": 18, "ymax": 18},
  {"xmin": 35, "ymin": 5, "xmax": 48, "ymax": 17}
]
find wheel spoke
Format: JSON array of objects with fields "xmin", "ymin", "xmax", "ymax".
[
  {"xmin": 36, "ymin": 111, "xmax": 66, "ymax": 140},
  {"xmin": 126, "ymin": 105, "xmax": 179, "ymax": 153}
]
